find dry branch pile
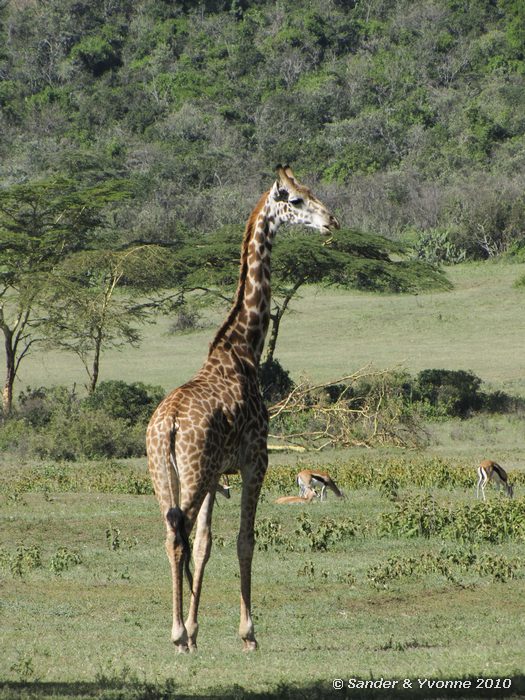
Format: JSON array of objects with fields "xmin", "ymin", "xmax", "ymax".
[{"xmin": 268, "ymin": 366, "xmax": 429, "ymax": 451}]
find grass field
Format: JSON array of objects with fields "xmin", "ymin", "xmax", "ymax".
[
  {"xmin": 10, "ymin": 260, "xmax": 525, "ymax": 397},
  {"xmin": 2, "ymin": 260, "xmax": 525, "ymax": 699},
  {"xmin": 1, "ymin": 456, "xmax": 524, "ymax": 699}
]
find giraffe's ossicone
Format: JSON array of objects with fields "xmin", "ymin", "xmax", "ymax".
[{"xmin": 146, "ymin": 166, "xmax": 339, "ymax": 653}]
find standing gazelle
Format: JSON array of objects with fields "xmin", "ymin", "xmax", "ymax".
[
  {"xmin": 297, "ymin": 469, "xmax": 344, "ymax": 501},
  {"xmin": 476, "ymin": 459, "xmax": 514, "ymax": 501}
]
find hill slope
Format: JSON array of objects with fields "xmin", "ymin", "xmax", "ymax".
[{"xmin": 1, "ymin": 0, "xmax": 525, "ymax": 255}]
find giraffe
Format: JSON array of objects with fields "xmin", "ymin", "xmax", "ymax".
[{"xmin": 146, "ymin": 166, "xmax": 339, "ymax": 653}]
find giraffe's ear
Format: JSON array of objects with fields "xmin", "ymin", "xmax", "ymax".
[
  {"xmin": 283, "ymin": 165, "xmax": 296, "ymax": 181},
  {"xmin": 271, "ymin": 179, "xmax": 289, "ymax": 202},
  {"xmin": 277, "ymin": 165, "xmax": 298, "ymax": 193}
]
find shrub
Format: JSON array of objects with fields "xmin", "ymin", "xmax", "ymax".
[
  {"xmin": 380, "ymin": 495, "xmax": 525, "ymax": 542},
  {"xmin": 17, "ymin": 386, "xmax": 78, "ymax": 428},
  {"xmin": 416, "ymin": 369, "xmax": 484, "ymax": 417},
  {"xmin": 30, "ymin": 408, "xmax": 146, "ymax": 460},
  {"xmin": 295, "ymin": 512, "xmax": 355, "ymax": 551},
  {"xmin": 9, "ymin": 381, "xmax": 164, "ymax": 460},
  {"xmin": 0, "ymin": 417, "xmax": 28, "ymax": 451},
  {"xmin": 254, "ymin": 517, "xmax": 290, "ymax": 551},
  {"xmin": 367, "ymin": 548, "xmax": 522, "ymax": 588},
  {"xmin": 50, "ymin": 547, "xmax": 82, "ymax": 574},
  {"xmin": 83, "ymin": 380, "xmax": 164, "ymax": 424},
  {"xmin": 413, "ymin": 228, "xmax": 467, "ymax": 264},
  {"xmin": 9, "ymin": 545, "xmax": 42, "ymax": 577},
  {"xmin": 259, "ymin": 358, "xmax": 294, "ymax": 403},
  {"xmin": 70, "ymin": 32, "xmax": 122, "ymax": 76}
]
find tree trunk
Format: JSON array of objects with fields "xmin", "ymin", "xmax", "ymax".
[
  {"xmin": 88, "ymin": 330, "xmax": 103, "ymax": 394},
  {"xmin": 2, "ymin": 328, "xmax": 15, "ymax": 415},
  {"xmin": 265, "ymin": 311, "xmax": 282, "ymax": 365},
  {"xmin": 264, "ymin": 279, "xmax": 304, "ymax": 364}
]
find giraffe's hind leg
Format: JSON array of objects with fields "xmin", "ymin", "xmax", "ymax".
[
  {"xmin": 164, "ymin": 507, "xmax": 191, "ymax": 652},
  {"xmin": 147, "ymin": 418, "xmax": 191, "ymax": 652},
  {"xmin": 185, "ymin": 488, "xmax": 217, "ymax": 651}
]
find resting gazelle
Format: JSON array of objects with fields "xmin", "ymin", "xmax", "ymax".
[
  {"xmin": 275, "ymin": 488, "xmax": 317, "ymax": 505},
  {"xmin": 297, "ymin": 469, "xmax": 344, "ymax": 501},
  {"xmin": 476, "ymin": 459, "xmax": 514, "ymax": 501}
]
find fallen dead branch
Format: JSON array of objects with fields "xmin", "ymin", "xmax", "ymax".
[{"xmin": 268, "ymin": 366, "xmax": 429, "ymax": 451}]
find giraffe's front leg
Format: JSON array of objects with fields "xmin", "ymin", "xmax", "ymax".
[
  {"xmin": 185, "ymin": 490, "xmax": 215, "ymax": 652},
  {"xmin": 238, "ymin": 451, "xmax": 267, "ymax": 652}
]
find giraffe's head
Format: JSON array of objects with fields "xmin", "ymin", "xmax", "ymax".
[{"xmin": 270, "ymin": 165, "xmax": 340, "ymax": 235}]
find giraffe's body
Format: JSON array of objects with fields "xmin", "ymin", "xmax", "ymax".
[{"xmin": 146, "ymin": 167, "xmax": 339, "ymax": 653}]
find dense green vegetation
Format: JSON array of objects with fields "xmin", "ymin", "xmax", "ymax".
[
  {"xmin": 1, "ymin": 0, "xmax": 524, "ymax": 255},
  {"xmin": 2, "ymin": 4, "xmax": 525, "ymax": 697}
]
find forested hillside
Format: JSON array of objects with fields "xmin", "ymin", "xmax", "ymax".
[{"xmin": 1, "ymin": 0, "xmax": 524, "ymax": 260}]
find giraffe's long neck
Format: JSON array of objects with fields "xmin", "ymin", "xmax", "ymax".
[{"xmin": 209, "ymin": 191, "xmax": 276, "ymax": 367}]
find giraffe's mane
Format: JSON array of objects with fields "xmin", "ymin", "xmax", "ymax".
[{"xmin": 208, "ymin": 189, "xmax": 270, "ymax": 356}]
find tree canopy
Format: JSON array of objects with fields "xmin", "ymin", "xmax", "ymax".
[
  {"xmin": 0, "ymin": 178, "xmax": 130, "ymax": 412},
  {"xmin": 172, "ymin": 225, "xmax": 450, "ymax": 361}
]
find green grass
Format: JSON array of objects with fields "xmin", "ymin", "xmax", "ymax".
[
  {"xmin": 1, "ymin": 457, "xmax": 524, "ymax": 699},
  {"xmin": 3, "ymin": 261, "xmax": 525, "ymax": 698},
  {"xmin": 9, "ymin": 260, "xmax": 525, "ymax": 397}
]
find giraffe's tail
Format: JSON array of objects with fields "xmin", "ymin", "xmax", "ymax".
[
  {"xmin": 165, "ymin": 420, "xmax": 193, "ymax": 592},
  {"xmin": 166, "ymin": 506, "xmax": 193, "ymax": 593}
]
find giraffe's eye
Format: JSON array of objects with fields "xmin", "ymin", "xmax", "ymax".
[{"xmin": 290, "ymin": 197, "xmax": 304, "ymax": 206}]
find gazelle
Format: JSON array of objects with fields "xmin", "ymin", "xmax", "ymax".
[
  {"xmin": 275, "ymin": 488, "xmax": 317, "ymax": 505},
  {"xmin": 297, "ymin": 469, "xmax": 344, "ymax": 501},
  {"xmin": 476, "ymin": 459, "xmax": 514, "ymax": 501},
  {"xmin": 216, "ymin": 477, "xmax": 231, "ymax": 499}
]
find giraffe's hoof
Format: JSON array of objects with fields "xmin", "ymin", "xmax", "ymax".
[
  {"xmin": 188, "ymin": 641, "xmax": 198, "ymax": 653},
  {"xmin": 242, "ymin": 639, "xmax": 258, "ymax": 652},
  {"xmin": 175, "ymin": 643, "xmax": 189, "ymax": 654}
]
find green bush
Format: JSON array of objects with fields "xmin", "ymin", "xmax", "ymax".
[
  {"xmin": 416, "ymin": 369, "xmax": 484, "ymax": 417},
  {"xmin": 30, "ymin": 408, "xmax": 146, "ymax": 461},
  {"xmin": 83, "ymin": 380, "xmax": 164, "ymax": 424},
  {"xmin": 17, "ymin": 386, "xmax": 76, "ymax": 429},
  {"xmin": 8, "ymin": 381, "xmax": 165, "ymax": 460},
  {"xmin": 259, "ymin": 358, "xmax": 294, "ymax": 403},
  {"xmin": 70, "ymin": 32, "xmax": 122, "ymax": 76},
  {"xmin": 0, "ymin": 418, "xmax": 29, "ymax": 451},
  {"xmin": 380, "ymin": 495, "xmax": 525, "ymax": 542},
  {"xmin": 413, "ymin": 229, "xmax": 467, "ymax": 264}
]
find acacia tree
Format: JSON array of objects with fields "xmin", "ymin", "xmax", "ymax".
[
  {"xmin": 268, "ymin": 228, "xmax": 450, "ymax": 361},
  {"xmin": 172, "ymin": 224, "xmax": 450, "ymax": 362},
  {"xmin": 0, "ymin": 178, "xmax": 129, "ymax": 414},
  {"xmin": 44, "ymin": 244, "xmax": 179, "ymax": 394}
]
